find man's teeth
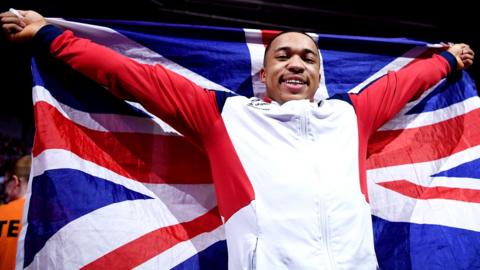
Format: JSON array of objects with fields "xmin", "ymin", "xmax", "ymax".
[{"xmin": 285, "ymin": 80, "xmax": 304, "ymax": 84}]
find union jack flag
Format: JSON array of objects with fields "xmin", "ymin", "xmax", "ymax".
[{"xmin": 17, "ymin": 18, "xmax": 480, "ymax": 269}]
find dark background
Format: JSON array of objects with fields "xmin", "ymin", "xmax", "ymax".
[{"xmin": 0, "ymin": 0, "xmax": 478, "ymax": 146}]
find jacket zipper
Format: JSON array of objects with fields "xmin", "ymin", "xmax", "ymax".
[
  {"xmin": 250, "ymin": 237, "xmax": 258, "ymax": 270},
  {"xmin": 320, "ymin": 200, "xmax": 336, "ymax": 269},
  {"xmin": 302, "ymin": 105, "xmax": 335, "ymax": 269},
  {"xmin": 300, "ymin": 107, "xmax": 309, "ymax": 139},
  {"xmin": 300, "ymin": 104, "xmax": 336, "ymax": 269}
]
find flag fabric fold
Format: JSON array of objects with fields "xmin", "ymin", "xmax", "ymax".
[{"xmin": 17, "ymin": 18, "xmax": 480, "ymax": 269}]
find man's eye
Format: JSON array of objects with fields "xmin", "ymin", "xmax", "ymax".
[
  {"xmin": 276, "ymin": 55, "xmax": 288, "ymax": 60},
  {"xmin": 304, "ymin": 58, "xmax": 315, "ymax": 63}
]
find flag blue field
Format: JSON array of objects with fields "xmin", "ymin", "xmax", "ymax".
[{"xmin": 17, "ymin": 18, "xmax": 480, "ymax": 269}]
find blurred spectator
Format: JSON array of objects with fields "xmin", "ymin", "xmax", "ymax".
[
  {"xmin": 0, "ymin": 155, "xmax": 31, "ymax": 270},
  {"xmin": 0, "ymin": 133, "xmax": 29, "ymax": 204}
]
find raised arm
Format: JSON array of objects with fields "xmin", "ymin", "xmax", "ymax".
[
  {"xmin": 1, "ymin": 9, "xmax": 222, "ymax": 145},
  {"xmin": 349, "ymin": 44, "xmax": 475, "ymax": 137}
]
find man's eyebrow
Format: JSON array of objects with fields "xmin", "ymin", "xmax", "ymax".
[
  {"xmin": 273, "ymin": 47, "xmax": 290, "ymax": 53},
  {"xmin": 303, "ymin": 48, "xmax": 318, "ymax": 56},
  {"xmin": 274, "ymin": 47, "xmax": 318, "ymax": 55}
]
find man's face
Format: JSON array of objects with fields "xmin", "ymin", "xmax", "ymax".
[{"xmin": 261, "ymin": 32, "xmax": 321, "ymax": 104}]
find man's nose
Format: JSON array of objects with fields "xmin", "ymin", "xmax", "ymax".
[{"xmin": 287, "ymin": 55, "xmax": 305, "ymax": 72}]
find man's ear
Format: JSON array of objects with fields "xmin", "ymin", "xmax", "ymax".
[
  {"xmin": 260, "ymin": 67, "xmax": 266, "ymax": 83},
  {"xmin": 11, "ymin": 175, "xmax": 21, "ymax": 187}
]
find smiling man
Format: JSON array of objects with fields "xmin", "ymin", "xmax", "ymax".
[
  {"xmin": 0, "ymin": 9, "xmax": 475, "ymax": 270},
  {"xmin": 261, "ymin": 32, "xmax": 321, "ymax": 103}
]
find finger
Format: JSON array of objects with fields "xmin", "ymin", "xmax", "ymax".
[
  {"xmin": 461, "ymin": 51, "xmax": 474, "ymax": 68},
  {"xmin": 463, "ymin": 60, "xmax": 473, "ymax": 69},
  {"xmin": 2, "ymin": 23, "xmax": 24, "ymax": 34},
  {"xmin": 0, "ymin": 11, "xmax": 12, "ymax": 17},
  {"xmin": 0, "ymin": 13, "xmax": 16, "ymax": 21},
  {"xmin": 461, "ymin": 52, "xmax": 474, "ymax": 63},
  {"xmin": 0, "ymin": 10, "xmax": 21, "ymax": 18},
  {"xmin": 1, "ymin": 15, "xmax": 26, "ymax": 27},
  {"xmin": 463, "ymin": 47, "xmax": 474, "ymax": 57},
  {"xmin": 463, "ymin": 52, "xmax": 475, "ymax": 60},
  {"xmin": 462, "ymin": 54, "xmax": 474, "ymax": 62}
]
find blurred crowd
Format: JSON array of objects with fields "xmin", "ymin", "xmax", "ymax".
[{"xmin": 0, "ymin": 133, "xmax": 30, "ymax": 204}]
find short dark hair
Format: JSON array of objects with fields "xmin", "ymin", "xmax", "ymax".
[{"xmin": 263, "ymin": 31, "xmax": 320, "ymax": 65}]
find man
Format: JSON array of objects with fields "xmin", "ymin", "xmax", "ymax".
[
  {"xmin": 0, "ymin": 155, "xmax": 32, "ymax": 270},
  {"xmin": 0, "ymin": 10, "xmax": 474, "ymax": 269}
]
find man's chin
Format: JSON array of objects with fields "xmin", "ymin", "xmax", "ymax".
[{"xmin": 276, "ymin": 92, "xmax": 311, "ymax": 104}]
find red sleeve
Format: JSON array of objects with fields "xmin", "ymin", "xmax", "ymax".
[
  {"xmin": 348, "ymin": 53, "xmax": 454, "ymax": 200},
  {"xmin": 349, "ymin": 53, "xmax": 454, "ymax": 137},
  {"xmin": 44, "ymin": 27, "xmax": 220, "ymax": 146}
]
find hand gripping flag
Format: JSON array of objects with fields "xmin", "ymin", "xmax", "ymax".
[{"xmin": 17, "ymin": 18, "xmax": 480, "ymax": 269}]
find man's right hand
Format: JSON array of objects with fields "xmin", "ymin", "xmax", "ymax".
[{"xmin": 0, "ymin": 9, "xmax": 47, "ymax": 42}]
